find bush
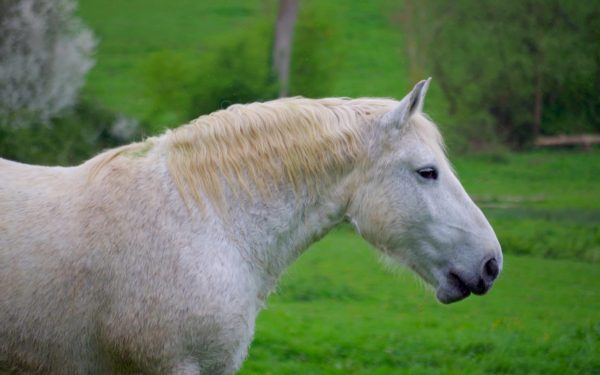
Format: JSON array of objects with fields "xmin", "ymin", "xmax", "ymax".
[
  {"xmin": 187, "ymin": 22, "xmax": 278, "ymax": 120},
  {"xmin": 288, "ymin": 2, "xmax": 340, "ymax": 97},
  {"xmin": 0, "ymin": 100, "xmax": 141, "ymax": 165},
  {"xmin": 139, "ymin": 22, "xmax": 277, "ymax": 131},
  {"xmin": 425, "ymin": 1, "xmax": 600, "ymax": 149},
  {"xmin": 139, "ymin": 51, "xmax": 198, "ymax": 131},
  {"xmin": 0, "ymin": 0, "xmax": 96, "ymax": 126},
  {"xmin": 140, "ymin": 7, "xmax": 341, "ymax": 130}
]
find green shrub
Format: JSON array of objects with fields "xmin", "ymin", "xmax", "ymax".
[
  {"xmin": 140, "ymin": 22, "xmax": 277, "ymax": 130},
  {"xmin": 0, "ymin": 100, "xmax": 141, "ymax": 165},
  {"xmin": 289, "ymin": 2, "xmax": 340, "ymax": 98},
  {"xmin": 140, "ymin": 8, "xmax": 341, "ymax": 131},
  {"xmin": 187, "ymin": 21, "xmax": 278, "ymax": 119},
  {"xmin": 424, "ymin": 1, "xmax": 600, "ymax": 148},
  {"xmin": 139, "ymin": 51, "xmax": 198, "ymax": 132}
]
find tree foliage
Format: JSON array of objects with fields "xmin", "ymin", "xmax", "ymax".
[
  {"xmin": 0, "ymin": 0, "xmax": 96, "ymax": 126},
  {"xmin": 398, "ymin": 0, "xmax": 600, "ymax": 149},
  {"xmin": 140, "ymin": 22, "xmax": 278, "ymax": 131},
  {"xmin": 0, "ymin": 100, "xmax": 140, "ymax": 165}
]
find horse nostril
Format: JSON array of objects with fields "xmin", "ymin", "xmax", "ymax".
[
  {"xmin": 483, "ymin": 257, "xmax": 499, "ymax": 281},
  {"xmin": 472, "ymin": 277, "xmax": 488, "ymax": 295}
]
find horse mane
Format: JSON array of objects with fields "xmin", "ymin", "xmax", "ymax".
[
  {"xmin": 88, "ymin": 97, "xmax": 449, "ymax": 211},
  {"xmin": 166, "ymin": 97, "xmax": 397, "ymax": 208}
]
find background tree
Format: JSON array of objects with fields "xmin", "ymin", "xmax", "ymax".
[
  {"xmin": 396, "ymin": 0, "xmax": 600, "ymax": 149},
  {"xmin": 0, "ymin": 0, "xmax": 96, "ymax": 126},
  {"xmin": 395, "ymin": 0, "xmax": 437, "ymax": 87},
  {"xmin": 272, "ymin": 0, "xmax": 299, "ymax": 97}
]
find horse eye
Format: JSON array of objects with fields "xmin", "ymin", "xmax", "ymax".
[{"xmin": 417, "ymin": 167, "xmax": 438, "ymax": 180}]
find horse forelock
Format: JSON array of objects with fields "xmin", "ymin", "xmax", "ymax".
[{"xmin": 165, "ymin": 97, "xmax": 396, "ymax": 209}]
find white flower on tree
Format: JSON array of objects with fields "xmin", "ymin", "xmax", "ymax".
[{"xmin": 0, "ymin": 0, "xmax": 96, "ymax": 126}]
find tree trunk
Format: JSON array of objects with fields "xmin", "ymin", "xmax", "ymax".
[
  {"xmin": 273, "ymin": 0, "xmax": 299, "ymax": 98},
  {"xmin": 397, "ymin": 0, "xmax": 426, "ymax": 86},
  {"xmin": 533, "ymin": 64, "xmax": 543, "ymax": 138}
]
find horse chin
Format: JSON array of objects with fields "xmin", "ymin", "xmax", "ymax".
[
  {"xmin": 385, "ymin": 248, "xmax": 473, "ymax": 304},
  {"xmin": 436, "ymin": 286, "xmax": 471, "ymax": 304},
  {"xmin": 436, "ymin": 280, "xmax": 472, "ymax": 304}
]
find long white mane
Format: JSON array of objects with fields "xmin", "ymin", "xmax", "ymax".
[{"xmin": 91, "ymin": 97, "xmax": 447, "ymax": 208}]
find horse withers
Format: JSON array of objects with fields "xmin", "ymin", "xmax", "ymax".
[{"xmin": 0, "ymin": 79, "xmax": 502, "ymax": 374}]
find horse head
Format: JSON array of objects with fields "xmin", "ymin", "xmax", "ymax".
[{"xmin": 348, "ymin": 79, "xmax": 503, "ymax": 303}]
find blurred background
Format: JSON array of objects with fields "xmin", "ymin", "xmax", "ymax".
[{"xmin": 1, "ymin": 0, "xmax": 599, "ymax": 373}]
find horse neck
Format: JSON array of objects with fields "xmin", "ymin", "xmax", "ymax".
[{"xmin": 221, "ymin": 161, "xmax": 362, "ymax": 298}]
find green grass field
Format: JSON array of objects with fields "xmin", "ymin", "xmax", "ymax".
[
  {"xmin": 75, "ymin": 1, "xmax": 600, "ymax": 373},
  {"xmin": 240, "ymin": 230, "xmax": 600, "ymax": 374},
  {"xmin": 456, "ymin": 151, "xmax": 600, "ymax": 263}
]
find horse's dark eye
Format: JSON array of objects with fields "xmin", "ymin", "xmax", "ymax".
[{"xmin": 417, "ymin": 167, "xmax": 438, "ymax": 180}]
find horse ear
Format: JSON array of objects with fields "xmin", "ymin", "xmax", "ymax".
[{"xmin": 386, "ymin": 78, "xmax": 431, "ymax": 127}]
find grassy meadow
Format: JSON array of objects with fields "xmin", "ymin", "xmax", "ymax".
[
  {"xmin": 73, "ymin": 0, "xmax": 600, "ymax": 373},
  {"xmin": 241, "ymin": 231, "xmax": 600, "ymax": 374}
]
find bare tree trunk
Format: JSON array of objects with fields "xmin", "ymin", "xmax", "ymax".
[
  {"xmin": 273, "ymin": 0, "xmax": 299, "ymax": 98},
  {"xmin": 394, "ymin": 0, "xmax": 451, "ymax": 88},
  {"xmin": 533, "ymin": 65, "xmax": 543, "ymax": 138},
  {"xmin": 399, "ymin": 0, "xmax": 425, "ymax": 85}
]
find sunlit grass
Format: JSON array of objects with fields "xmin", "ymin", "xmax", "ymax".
[
  {"xmin": 456, "ymin": 150, "xmax": 600, "ymax": 263},
  {"xmin": 240, "ymin": 228, "xmax": 600, "ymax": 374}
]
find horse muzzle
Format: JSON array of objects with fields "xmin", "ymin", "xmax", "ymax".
[{"xmin": 436, "ymin": 256, "xmax": 501, "ymax": 304}]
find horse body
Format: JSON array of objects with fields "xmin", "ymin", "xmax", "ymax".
[
  {"xmin": 0, "ymin": 80, "xmax": 502, "ymax": 374},
  {"xmin": 0, "ymin": 133, "xmax": 360, "ymax": 374}
]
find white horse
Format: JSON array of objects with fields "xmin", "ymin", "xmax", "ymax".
[{"xmin": 0, "ymin": 79, "xmax": 502, "ymax": 374}]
